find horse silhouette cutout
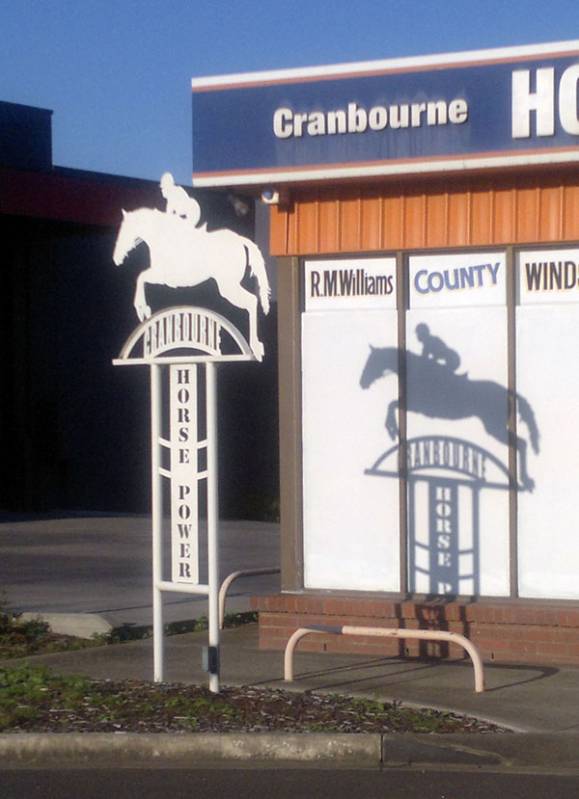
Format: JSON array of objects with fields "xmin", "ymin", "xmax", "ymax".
[
  {"xmin": 113, "ymin": 205, "xmax": 270, "ymax": 361},
  {"xmin": 360, "ymin": 343, "xmax": 539, "ymax": 491}
]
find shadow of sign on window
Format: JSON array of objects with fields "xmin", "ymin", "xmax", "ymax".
[{"xmin": 360, "ymin": 328, "xmax": 539, "ymax": 596}]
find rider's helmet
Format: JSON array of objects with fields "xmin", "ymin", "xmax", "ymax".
[
  {"xmin": 160, "ymin": 172, "xmax": 174, "ymax": 195},
  {"xmin": 415, "ymin": 322, "xmax": 430, "ymax": 341}
]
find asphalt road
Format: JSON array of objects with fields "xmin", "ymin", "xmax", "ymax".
[{"xmin": 1, "ymin": 768, "xmax": 579, "ymax": 799}]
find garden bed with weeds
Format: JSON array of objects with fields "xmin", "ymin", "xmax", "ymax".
[
  {"xmin": 0, "ymin": 664, "xmax": 509, "ymax": 734},
  {"xmin": 0, "ymin": 602, "xmax": 509, "ymax": 736}
]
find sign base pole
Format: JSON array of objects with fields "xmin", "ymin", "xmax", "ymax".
[
  {"xmin": 206, "ymin": 362, "xmax": 220, "ymax": 693},
  {"xmin": 151, "ymin": 364, "xmax": 165, "ymax": 682}
]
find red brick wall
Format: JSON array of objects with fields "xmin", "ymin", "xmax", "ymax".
[{"xmin": 252, "ymin": 594, "xmax": 579, "ymax": 666}]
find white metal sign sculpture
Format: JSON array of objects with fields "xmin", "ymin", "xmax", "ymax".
[
  {"xmin": 113, "ymin": 185, "xmax": 270, "ymax": 360},
  {"xmin": 113, "ymin": 174, "xmax": 267, "ymax": 691}
]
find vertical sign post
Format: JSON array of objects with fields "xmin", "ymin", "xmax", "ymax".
[
  {"xmin": 114, "ymin": 307, "xmax": 257, "ymax": 691},
  {"xmin": 151, "ymin": 363, "xmax": 164, "ymax": 682},
  {"xmin": 206, "ymin": 362, "xmax": 220, "ymax": 693}
]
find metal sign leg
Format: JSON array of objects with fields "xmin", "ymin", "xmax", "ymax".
[
  {"xmin": 206, "ymin": 362, "xmax": 220, "ymax": 693},
  {"xmin": 151, "ymin": 364, "xmax": 165, "ymax": 682}
]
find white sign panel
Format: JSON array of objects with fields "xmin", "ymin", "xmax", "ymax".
[
  {"xmin": 304, "ymin": 258, "xmax": 397, "ymax": 311},
  {"xmin": 409, "ymin": 251, "xmax": 506, "ymax": 309},
  {"xmin": 517, "ymin": 305, "xmax": 579, "ymax": 599},
  {"xmin": 170, "ymin": 364, "xmax": 199, "ymax": 583},
  {"xmin": 302, "ymin": 309, "xmax": 400, "ymax": 591},
  {"xmin": 518, "ymin": 248, "xmax": 579, "ymax": 305},
  {"xmin": 405, "ymin": 307, "xmax": 511, "ymax": 596}
]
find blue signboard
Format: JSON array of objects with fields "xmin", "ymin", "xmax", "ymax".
[{"xmin": 191, "ymin": 41, "xmax": 579, "ymax": 187}]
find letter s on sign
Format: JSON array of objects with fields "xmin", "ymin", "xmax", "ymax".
[
  {"xmin": 414, "ymin": 269, "xmax": 429, "ymax": 294},
  {"xmin": 273, "ymin": 108, "xmax": 293, "ymax": 138}
]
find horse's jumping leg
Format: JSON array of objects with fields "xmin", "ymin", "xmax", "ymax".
[
  {"xmin": 481, "ymin": 416, "xmax": 535, "ymax": 492},
  {"xmin": 218, "ymin": 282, "xmax": 263, "ymax": 360},
  {"xmin": 386, "ymin": 400, "xmax": 399, "ymax": 440},
  {"xmin": 134, "ymin": 269, "xmax": 153, "ymax": 321},
  {"xmin": 516, "ymin": 436, "xmax": 534, "ymax": 492}
]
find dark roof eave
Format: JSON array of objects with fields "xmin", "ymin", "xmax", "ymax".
[{"xmin": 0, "ymin": 165, "xmax": 162, "ymax": 227}]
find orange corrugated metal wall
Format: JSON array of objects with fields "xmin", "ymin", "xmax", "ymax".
[{"xmin": 269, "ymin": 170, "xmax": 579, "ymax": 255}]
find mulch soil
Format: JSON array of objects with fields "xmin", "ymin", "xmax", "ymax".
[{"xmin": 2, "ymin": 677, "xmax": 510, "ymax": 735}]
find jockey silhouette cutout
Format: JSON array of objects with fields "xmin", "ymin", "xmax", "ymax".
[
  {"xmin": 416, "ymin": 323, "xmax": 461, "ymax": 373},
  {"xmin": 160, "ymin": 172, "xmax": 202, "ymax": 227}
]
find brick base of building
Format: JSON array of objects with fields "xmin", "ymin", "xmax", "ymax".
[{"xmin": 251, "ymin": 594, "xmax": 579, "ymax": 666}]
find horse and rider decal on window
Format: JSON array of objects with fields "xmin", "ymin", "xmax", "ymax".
[{"xmin": 360, "ymin": 325, "xmax": 539, "ymax": 492}]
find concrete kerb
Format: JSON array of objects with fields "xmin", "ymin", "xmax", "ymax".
[
  {"xmin": 1, "ymin": 733, "xmax": 579, "ymax": 770},
  {"xmin": 0, "ymin": 733, "xmax": 380, "ymax": 768}
]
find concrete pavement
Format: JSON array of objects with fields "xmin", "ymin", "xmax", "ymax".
[{"xmin": 0, "ymin": 513, "xmax": 280, "ymax": 631}]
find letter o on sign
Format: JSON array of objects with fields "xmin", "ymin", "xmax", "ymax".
[
  {"xmin": 436, "ymin": 501, "xmax": 452, "ymax": 518},
  {"xmin": 368, "ymin": 106, "xmax": 388, "ymax": 130},
  {"xmin": 428, "ymin": 272, "xmax": 444, "ymax": 292}
]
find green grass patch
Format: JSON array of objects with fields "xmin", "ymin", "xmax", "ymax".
[
  {"xmin": 0, "ymin": 664, "xmax": 247, "ymax": 733},
  {"xmin": 0, "ymin": 664, "xmax": 90, "ymax": 731}
]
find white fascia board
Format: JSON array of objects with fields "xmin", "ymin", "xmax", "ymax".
[
  {"xmin": 192, "ymin": 150, "xmax": 579, "ymax": 188},
  {"xmin": 191, "ymin": 39, "xmax": 579, "ymax": 91}
]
